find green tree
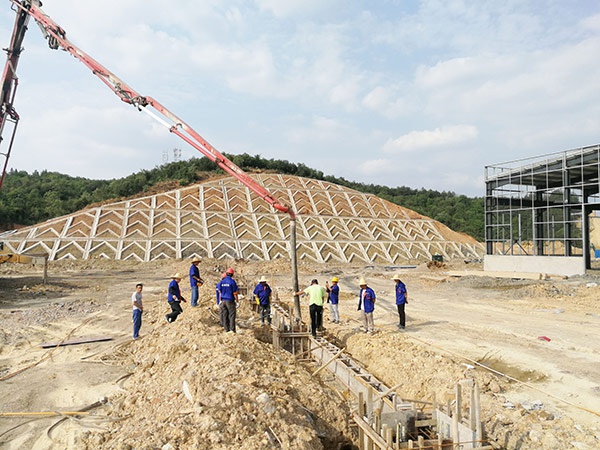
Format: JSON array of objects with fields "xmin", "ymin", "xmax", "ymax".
[{"xmin": 0, "ymin": 156, "xmax": 485, "ymax": 241}]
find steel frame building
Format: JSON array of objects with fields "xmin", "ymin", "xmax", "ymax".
[{"xmin": 485, "ymin": 144, "xmax": 600, "ymax": 276}]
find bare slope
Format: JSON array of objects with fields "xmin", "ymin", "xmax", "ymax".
[{"xmin": 0, "ymin": 174, "xmax": 483, "ymax": 263}]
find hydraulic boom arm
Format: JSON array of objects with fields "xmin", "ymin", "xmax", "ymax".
[
  {"xmin": 4, "ymin": 0, "xmax": 302, "ymax": 318},
  {"xmin": 0, "ymin": 0, "xmax": 36, "ymax": 188},
  {"xmin": 9, "ymin": 0, "xmax": 295, "ymax": 219}
]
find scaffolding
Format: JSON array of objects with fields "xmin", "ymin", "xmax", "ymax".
[{"xmin": 485, "ymin": 144, "xmax": 600, "ymax": 273}]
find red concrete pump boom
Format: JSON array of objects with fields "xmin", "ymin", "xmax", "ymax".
[
  {"xmin": 0, "ymin": 0, "xmax": 35, "ymax": 188},
  {"xmin": 7, "ymin": 0, "xmax": 294, "ymax": 218},
  {"xmin": 2, "ymin": 0, "xmax": 302, "ymax": 318}
]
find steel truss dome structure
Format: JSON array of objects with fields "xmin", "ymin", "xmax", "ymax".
[{"xmin": 485, "ymin": 143, "xmax": 600, "ymax": 275}]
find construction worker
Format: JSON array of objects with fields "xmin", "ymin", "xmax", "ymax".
[
  {"xmin": 189, "ymin": 257, "xmax": 204, "ymax": 307},
  {"xmin": 253, "ymin": 275, "xmax": 272, "ymax": 325},
  {"xmin": 295, "ymin": 279, "xmax": 326, "ymax": 337},
  {"xmin": 393, "ymin": 274, "xmax": 408, "ymax": 330},
  {"xmin": 166, "ymin": 273, "xmax": 186, "ymax": 323},
  {"xmin": 357, "ymin": 278, "xmax": 376, "ymax": 334},
  {"xmin": 216, "ymin": 268, "xmax": 239, "ymax": 332},
  {"xmin": 215, "ymin": 272, "xmax": 226, "ymax": 327},
  {"xmin": 325, "ymin": 277, "xmax": 340, "ymax": 324},
  {"xmin": 131, "ymin": 283, "xmax": 143, "ymax": 339}
]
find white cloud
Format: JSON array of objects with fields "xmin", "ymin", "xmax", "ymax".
[
  {"xmin": 581, "ymin": 13, "xmax": 600, "ymax": 32},
  {"xmin": 362, "ymin": 86, "xmax": 389, "ymax": 111},
  {"xmin": 285, "ymin": 115, "xmax": 352, "ymax": 145},
  {"xmin": 362, "ymin": 86, "xmax": 410, "ymax": 118},
  {"xmin": 384, "ymin": 125, "xmax": 478, "ymax": 154},
  {"xmin": 2, "ymin": 1, "xmax": 600, "ymax": 197},
  {"xmin": 254, "ymin": 0, "xmax": 336, "ymax": 18},
  {"xmin": 415, "ymin": 56, "xmax": 512, "ymax": 90},
  {"xmin": 362, "ymin": 158, "xmax": 397, "ymax": 176},
  {"xmin": 11, "ymin": 103, "xmax": 171, "ymax": 180}
]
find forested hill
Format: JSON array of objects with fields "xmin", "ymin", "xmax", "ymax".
[{"xmin": 0, "ymin": 154, "xmax": 484, "ymax": 241}]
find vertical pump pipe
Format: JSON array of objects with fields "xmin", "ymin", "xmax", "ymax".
[{"xmin": 290, "ymin": 216, "xmax": 301, "ymax": 320}]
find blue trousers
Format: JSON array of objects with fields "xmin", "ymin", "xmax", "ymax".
[
  {"xmin": 132, "ymin": 309, "xmax": 142, "ymax": 338},
  {"xmin": 190, "ymin": 286, "xmax": 199, "ymax": 307}
]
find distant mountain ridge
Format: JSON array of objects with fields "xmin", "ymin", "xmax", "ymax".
[{"xmin": 0, "ymin": 153, "xmax": 484, "ymax": 240}]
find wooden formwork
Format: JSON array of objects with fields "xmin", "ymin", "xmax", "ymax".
[
  {"xmin": 270, "ymin": 303, "xmax": 492, "ymax": 449},
  {"xmin": 270, "ymin": 304, "xmax": 311, "ymax": 356}
]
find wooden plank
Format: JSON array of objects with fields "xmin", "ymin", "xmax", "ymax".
[
  {"xmin": 358, "ymin": 392, "xmax": 365, "ymax": 450},
  {"xmin": 311, "ymin": 346, "xmax": 346, "ymax": 376},
  {"xmin": 0, "ymin": 411, "xmax": 90, "ymax": 417},
  {"xmin": 415, "ymin": 419, "xmax": 436, "ymax": 427},
  {"xmin": 40, "ymin": 336, "xmax": 113, "ymax": 348},
  {"xmin": 352, "ymin": 412, "xmax": 394, "ymax": 450}
]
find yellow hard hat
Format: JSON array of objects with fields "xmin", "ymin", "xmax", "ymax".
[{"xmin": 332, "ymin": 277, "xmax": 339, "ymax": 282}]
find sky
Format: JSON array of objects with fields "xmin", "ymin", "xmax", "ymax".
[{"xmin": 1, "ymin": 0, "xmax": 599, "ymax": 197}]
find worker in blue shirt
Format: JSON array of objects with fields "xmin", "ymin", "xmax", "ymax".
[
  {"xmin": 215, "ymin": 272, "xmax": 226, "ymax": 327},
  {"xmin": 393, "ymin": 273, "xmax": 408, "ymax": 330},
  {"xmin": 325, "ymin": 277, "xmax": 340, "ymax": 324},
  {"xmin": 357, "ymin": 278, "xmax": 376, "ymax": 334},
  {"xmin": 216, "ymin": 268, "xmax": 239, "ymax": 332},
  {"xmin": 166, "ymin": 273, "xmax": 186, "ymax": 323},
  {"xmin": 253, "ymin": 275, "xmax": 272, "ymax": 325},
  {"xmin": 189, "ymin": 258, "xmax": 204, "ymax": 307}
]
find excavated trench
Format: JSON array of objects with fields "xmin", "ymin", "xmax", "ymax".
[{"xmin": 258, "ymin": 302, "xmax": 492, "ymax": 450}]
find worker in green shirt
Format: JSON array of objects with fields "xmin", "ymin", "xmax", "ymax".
[{"xmin": 295, "ymin": 279, "xmax": 326, "ymax": 337}]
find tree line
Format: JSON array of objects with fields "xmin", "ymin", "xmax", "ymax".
[{"xmin": 0, "ymin": 154, "xmax": 484, "ymax": 241}]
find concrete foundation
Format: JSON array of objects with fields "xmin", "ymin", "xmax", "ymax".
[{"xmin": 484, "ymin": 254, "xmax": 585, "ymax": 277}]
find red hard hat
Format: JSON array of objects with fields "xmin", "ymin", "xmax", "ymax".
[{"xmin": 226, "ymin": 268, "xmax": 234, "ymax": 275}]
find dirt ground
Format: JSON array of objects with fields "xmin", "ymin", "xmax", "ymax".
[{"xmin": 0, "ymin": 257, "xmax": 599, "ymax": 450}]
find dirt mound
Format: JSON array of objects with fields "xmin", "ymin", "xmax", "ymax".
[
  {"xmin": 80, "ymin": 314, "xmax": 354, "ymax": 449},
  {"xmin": 333, "ymin": 330, "xmax": 599, "ymax": 449},
  {"xmin": 1, "ymin": 258, "xmax": 599, "ymax": 450}
]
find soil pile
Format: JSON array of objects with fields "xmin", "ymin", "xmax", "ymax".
[
  {"xmin": 80, "ymin": 311, "xmax": 354, "ymax": 449},
  {"xmin": 1, "ymin": 258, "xmax": 599, "ymax": 450}
]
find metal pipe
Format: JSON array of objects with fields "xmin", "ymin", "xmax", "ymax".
[{"xmin": 290, "ymin": 216, "xmax": 301, "ymax": 320}]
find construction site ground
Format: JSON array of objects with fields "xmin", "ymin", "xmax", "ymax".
[{"xmin": 0, "ymin": 258, "xmax": 599, "ymax": 450}]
